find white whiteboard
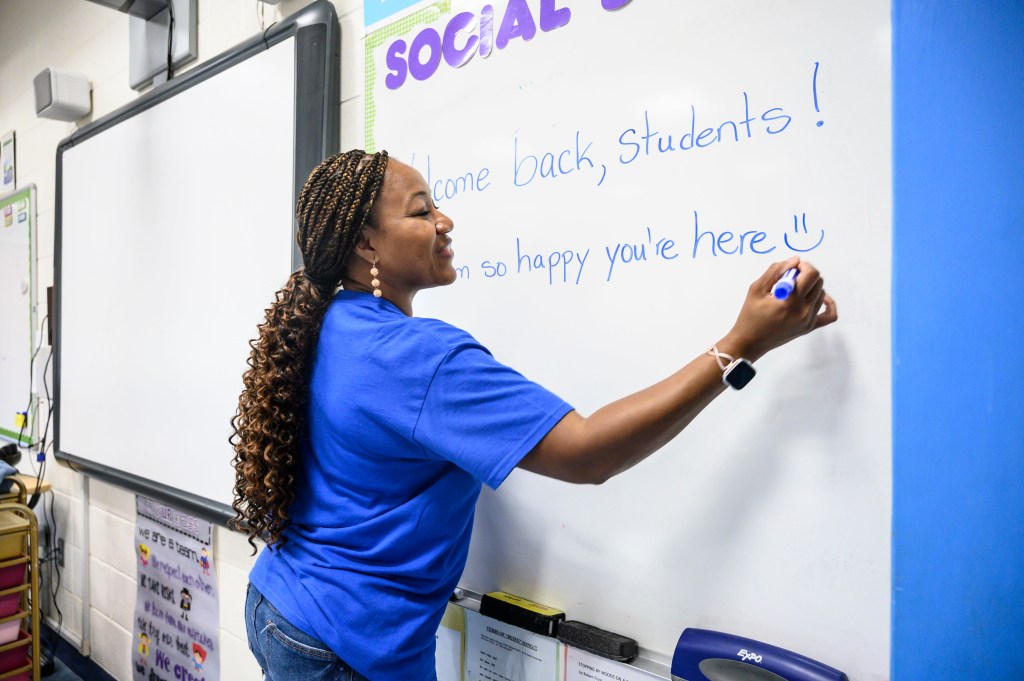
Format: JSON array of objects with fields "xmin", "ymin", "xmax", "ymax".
[
  {"xmin": 367, "ymin": 1, "xmax": 891, "ymax": 678},
  {"xmin": 0, "ymin": 186, "xmax": 37, "ymax": 445},
  {"xmin": 57, "ymin": 40, "xmax": 297, "ymax": 512},
  {"xmin": 57, "ymin": 2, "xmax": 341, "ymax": 519}
]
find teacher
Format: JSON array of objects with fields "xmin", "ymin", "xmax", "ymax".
[{"xmin": 232, "ymin": 149, "xmax": 837, "ymax": 680}]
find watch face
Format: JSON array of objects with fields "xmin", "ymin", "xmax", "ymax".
[{"xmin": 724, "ymin": 360, "xmax": 756, "ymax": 389}]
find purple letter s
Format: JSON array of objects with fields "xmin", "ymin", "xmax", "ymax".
[{"xmin": 384, "ymin": 39, "xmax": 408, "ymax": 90}]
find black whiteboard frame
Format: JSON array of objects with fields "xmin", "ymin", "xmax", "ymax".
[{"xmin": 53, "ymin": 0, "xmax": 340, "ymax": 525}]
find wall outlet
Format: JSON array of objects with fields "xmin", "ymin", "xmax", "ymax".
[{"xmin": 56, "ymin": 538, "xmax": 64, "ymax": 568}]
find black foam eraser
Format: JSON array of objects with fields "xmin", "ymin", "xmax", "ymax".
[{"xmin": 556, "ymin": 620, "xmax": 638, "ymax": 662}]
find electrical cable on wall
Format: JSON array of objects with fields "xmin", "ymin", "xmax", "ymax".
[
  {"xmin": 27, "ymin": 347, "xmax": 54, "ymax": 511},
  {"xmin": 36, "ymin": 347, "xmax": 61, "ymax": 672},
  {"xmin": 15, "ymin": 314, "xmax": 48, "ymax": 454},
  {"xmin": 41, "ymin": 479, "xmax": 64, "ymax": 674}
]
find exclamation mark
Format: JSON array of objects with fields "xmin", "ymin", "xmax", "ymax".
[{"xmin": 813, "ymin": 61, "xmax": 824, "ymax": 127}]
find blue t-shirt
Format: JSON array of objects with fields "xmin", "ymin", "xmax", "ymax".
[{"xmin": 249, "ymin": 291, "xmax": 572, "ymax": 679}]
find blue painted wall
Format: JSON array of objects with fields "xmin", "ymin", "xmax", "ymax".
[{"xmin": 893, "ymin": 2, "xmax": 1024, "ymax": 679}]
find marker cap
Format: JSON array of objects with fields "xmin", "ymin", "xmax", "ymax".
[{"xmin": 772, "ymin": 268, "xmax": 798, "ymax": 300}]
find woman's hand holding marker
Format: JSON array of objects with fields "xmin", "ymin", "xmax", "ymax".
[{"xmin": 723, "ymin": 256, "xmax": 838, "ymax": 362}]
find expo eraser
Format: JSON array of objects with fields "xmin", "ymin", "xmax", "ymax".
[
  {"xmin": 479, "ymin": 591, "xmax": 565, "ymax": 636},
  {"xmin": 556, "ymin": 620, "xmax": 638, "ymax": 662}
]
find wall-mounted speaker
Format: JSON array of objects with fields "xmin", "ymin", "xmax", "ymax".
[{"xmin": 33, "ymin": 68, "xmax": 92, "ymax": 121}]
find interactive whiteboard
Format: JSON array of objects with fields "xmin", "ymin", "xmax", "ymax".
[
  {"xmin": 55, "ymin": 2, "xmax": 340, "ymax": 521},
  {"xmin": 366, "ymin": 1, "xmax": 891, "ymax": 678}
]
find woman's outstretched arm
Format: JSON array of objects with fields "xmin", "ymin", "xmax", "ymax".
[{"xmin": 518, "ymin": 256, "xmax": 838, "ymax": 484}]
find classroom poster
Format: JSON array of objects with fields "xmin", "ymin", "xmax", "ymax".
[
  {"xmin": 565, "ymin": 648, "xmax": 662, "ymax": 681},
  {"xmin": 465, "ymin": 610, "xmax": 560, "ymax": 681},
  {"xmin": 133, "ymin": 496, "xmax": 219, "ymax": 681},
  {"xmin": 1, "ymin": 132, "xmax": 14, "ymax": 194}
]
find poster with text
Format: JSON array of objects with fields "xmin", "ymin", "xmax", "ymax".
[
  {"xmin": 565, "ymin": 647, "xmax": 663, "ymax": 681},
  {"xmin": 465, "ymin": 610, "xmax": 560, "ymax": 681},
  {"xmin": 1, "ymin": 131, "xmax": 14, "ymax": 194},
  {"xmin": 133, "ymin": 496, "xmax": 219, "ymax": 681}
]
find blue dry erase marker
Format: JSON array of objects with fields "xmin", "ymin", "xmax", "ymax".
[{"xmin": 772, "ymin": 268, "xmax": 798, "ymax": 300}]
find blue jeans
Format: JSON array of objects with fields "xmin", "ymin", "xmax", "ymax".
[{"xmin": 245, "ymin": 583, "xmax": 369, "ymax": 681}]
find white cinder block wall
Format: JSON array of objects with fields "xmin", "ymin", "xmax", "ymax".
[{"xmin": 0, "ymin": 1, "xmax": 365, "ymax": 678}]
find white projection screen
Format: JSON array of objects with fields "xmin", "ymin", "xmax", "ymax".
[{"xmin": 55, "ymin": 1, "xmax": 339, "ymax": 522}]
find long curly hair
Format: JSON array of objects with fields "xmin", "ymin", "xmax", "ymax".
[{"xmin": 230, "ymin": 149, "xmax": 389, "ymax": 551}]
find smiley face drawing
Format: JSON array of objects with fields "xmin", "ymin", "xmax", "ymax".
[{"xmin": 783, "ymin": 213, "xmax": 825, "ymax": 253}]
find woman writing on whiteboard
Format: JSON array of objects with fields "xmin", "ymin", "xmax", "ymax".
[{"xmin": 232, "ymin": 149, "xmax": 836, "ymax": 680}]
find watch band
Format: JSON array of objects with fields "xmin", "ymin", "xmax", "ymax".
[{"xmin": 706, "ymin": 345, "xmax": 734, "ymax": 372}]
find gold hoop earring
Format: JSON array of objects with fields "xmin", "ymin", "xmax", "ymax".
[{"xmin": 370, "ymin": 259, "xmax": 382, "ymax": 298}]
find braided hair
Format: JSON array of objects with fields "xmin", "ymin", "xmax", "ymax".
[{"xmin": 230, "ymin": 149, "xmax": 389, "ymax": 551}]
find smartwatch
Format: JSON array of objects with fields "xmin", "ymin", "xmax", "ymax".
[
  {"xmin": 722, "ymin": 358, "xmax": 756, "ymax": 390},
  {"xmin": 707, "ymin": 345, "xmax": 756, "ymax": 390}
]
